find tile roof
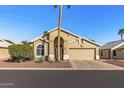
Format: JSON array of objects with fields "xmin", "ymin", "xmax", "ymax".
[
  {"xmin": 46, "ymin": 27, "xmax": 100, "ymax": 46},
  {"xmin": 100, "ymin": 40, "xmax": 124, "ymax": 49},
  {"xmin": 30, "ymin": 27, "xmax": 100, "ymax": 46},
  {"xmin": 0, "ymin": 39, "xmax": 13, "ymax": 48},
  {"xmin": 118, "ymin": 44, "xmax": 124, "ymax": 49},
  {"xmin": 28, "ymin": 36, "xmax": 49, "ymax": 43}
]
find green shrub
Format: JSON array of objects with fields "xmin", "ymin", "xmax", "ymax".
[
  {"xmin": 39, "ymin": 56, "xmax": 46, "ymax": 64},
  {"xmin": 8, "ymin": 44, "xmax": 34, "ymax": 62},
  {"xmin": 45, "ymin": 56, "xmax": 48, "ymax": 61}
]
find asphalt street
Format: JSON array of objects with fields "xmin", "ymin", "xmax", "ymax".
[{"xmin": 0, "ymin": 70, "xmax": 124, "ymax": 88}]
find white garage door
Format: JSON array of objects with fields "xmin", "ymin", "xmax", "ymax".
[{"xmin": 69, "ymin": 48, "xmax": 95, "ymax": 60}]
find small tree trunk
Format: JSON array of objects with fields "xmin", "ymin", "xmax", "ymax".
[
  {"xmin": 57, "ymin": 5, "xmax": 62, "ymax": 62},
  {"xmin": 121, "ymin": 34, "xmax": 123, "ymax": 40},
  {"xmin": 19, "ymin": 58, "xmax": 23, "ymax": 63}
]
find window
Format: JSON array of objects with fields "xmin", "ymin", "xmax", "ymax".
[
  {"xmin": 100, "ymin": 51, "xmax": 103, "ymax": 56},
  {"xmin": 113, "ymin": 50, "xmax": 116, "ymax": 56},
  {"xmin": 37, "ymin": 44, "xmax": 44, "ymax": 56},
  {"xmin": 76, "ymin": 39, "xmax": 80, "ymax": 44}
]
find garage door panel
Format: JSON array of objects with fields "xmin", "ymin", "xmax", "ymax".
[
  {"xmin": 69, "ymin": 48, "xmax": 95, "ymax": 60},
  {"xmin": 0, "ymin": 48, "xmax": 10, "ymax": 59}
]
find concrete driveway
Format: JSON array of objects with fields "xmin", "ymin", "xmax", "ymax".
[{"xmin": 70, "ymin": 60, "xmax": 124, "ymax": 70}]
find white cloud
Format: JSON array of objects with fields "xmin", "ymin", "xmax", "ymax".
[{"xmin": 0, "ymin": 12, "xmax": 30, "ymax": 20}]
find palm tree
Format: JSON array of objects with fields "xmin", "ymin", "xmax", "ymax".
[
  {"xmin": 54, "ymin": 5, "xmax": 70, "ymax": 62},
  {"xmin": 118, "ymin": 29, "xmax": 124, "ymax": 40},
  {"xmin": 21, "ymin": 40, "xmax": 32, "ymax": 45},
  {"xmin": 21, "ymin": 41, "xmax": 29, "ymax": 44},
  {"xmin": 43, "ymin": 31, "xmax": 48, "ymax": 35}
]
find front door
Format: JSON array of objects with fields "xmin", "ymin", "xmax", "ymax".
[
  {"xmin": 54, "ymin": 37, "xmax": 64, "ymax": 61},
  {"xmin": 54, "ymin": 45, "xmax": 64, "ymax": 61}
]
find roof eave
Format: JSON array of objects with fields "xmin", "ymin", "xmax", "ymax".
[{"xmin": 43, "ymin": 27, "xmax": 100, "ymax": 46}]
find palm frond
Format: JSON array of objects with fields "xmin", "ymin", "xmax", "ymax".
[
  {"xmin": 21, "ymin": 41, "xmax": 29, "ymax": 44},
  {"xmin": 43, "ymin": 31, "xmax": 48, "ymax": 35},
  {"xmin": 67, "ymin": 5, "xmax": 71, "ymax": 9},
  {"xmin": 54, "ymin": 5, "xmax": 58, "ymax": 9},
  {"xmin": 118, "ymin": 29, "xmax": 124, "ymax": 35}
]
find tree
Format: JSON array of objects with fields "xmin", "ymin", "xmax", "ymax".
[
  {"xmin": 54, "ymin": 5, "xmax": 70, "ymax": 62},
  {"xmin": 8, "ymin": 44, "xmax": 34, "ymax": 62},
  {"xmin": 21, "ymin": 41, "xmax": 29, "ymax": 44},
  {"xmin": 43, "ymin": 31, "xmax": 48, "ymax": 35},
  {"xmin": 118, "ymin": 29, "xmax": 124, "ymax": 40}
]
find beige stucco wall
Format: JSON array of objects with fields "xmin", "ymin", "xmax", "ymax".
[
  {"xmin": 113, "ymin": 48, "xmax": 124, "ymax": 59},
  {"xmin": 68, "ymin": 36, "xmax": 99, "ymax": 59},
  {"xmin": 0, "ymin": 48, "xmax": 10, "ymax": 59},
  {"xmin": 43, "ymin": 29, "xmax": 99, "ymax": 61},
  {"xmin": 100, "ymin": 49, "xmax": 110, "ymax": 59},
  {"xmin": 44, "ymin": 30, "xmax": 71, "ymax": 61}
]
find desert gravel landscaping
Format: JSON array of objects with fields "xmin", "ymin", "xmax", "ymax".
[
  {"xmin": 0, "ymin": 59, "xmax": 124, "ymax": 70},
  {"xmin": 0, "ymin": 60, "xmax": 72, "ymax": 68},
  {"xmin": 102, "ymin": 59, "xmax": 124, "ymax": 68}
]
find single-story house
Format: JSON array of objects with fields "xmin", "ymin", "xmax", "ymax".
[
  {"xmin": 0, "ymin": 39, "xmax": 14, "ymax": 59},
  {"xmin": 100, "ymin": 40, "xmax": 124, "ymax": 59},
  {"xmin": 28, "ymin": 27, "xmax": 100, "ymax": 61}
]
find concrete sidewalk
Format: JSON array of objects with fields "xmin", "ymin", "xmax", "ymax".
[{"xmin": 0, "ymin": 67, "xmax": 123, "ymax": 70}]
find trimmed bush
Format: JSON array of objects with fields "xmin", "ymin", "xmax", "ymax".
[
  {"xmin": 39, "ymin": 56, "xmax": 46, "ymax": 64},
  {"xmin": 8, "ymin": 44, "xmax": 34, "ymax": 62}
]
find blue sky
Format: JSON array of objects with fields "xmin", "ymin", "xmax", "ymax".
[{"xmin": 0, "ymin": 5, "xmax": 124, "ymax": 44}]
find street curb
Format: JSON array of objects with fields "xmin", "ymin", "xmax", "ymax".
[{"xmin": 0, "ymin": 68, "xmax": 123, "ymax": 70}]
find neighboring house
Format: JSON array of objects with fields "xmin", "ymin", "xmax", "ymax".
[
  {"xmin": 29, "ymin": 27, "xmax": 100, "ymax": 61},
  {"xmin": 100, "ymin": 40, "xmax": 124, "ymax": 59},
  {"xmin": 0, "ymin": 39, "xmax": 14, "ymax": 59}
]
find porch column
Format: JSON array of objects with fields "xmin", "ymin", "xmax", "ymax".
[
  {"xmin": 63, "ymin": 40, "xmax": 69, "ymax": 61},
  {"xmin": 110, "ymin": 49, "xmax": 113, "ymax": 59},
  {"xmin": 48, "ymin": 40, "xmax": 54, "ymax": 61}
]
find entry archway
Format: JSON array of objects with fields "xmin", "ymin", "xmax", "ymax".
[{"xmin": 54, "ymin": 37, "xmax": 64, "ymax": 61}]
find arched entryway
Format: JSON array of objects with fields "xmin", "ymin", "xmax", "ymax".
[{"xmin": 54, "ymin": 37, "xmax": 64, "ymax": 61}]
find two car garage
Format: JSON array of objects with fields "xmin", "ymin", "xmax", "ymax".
[
  {"xmin": 0, "ymin": 39, "xmax": 13, "ymax": 59},
  {"xmin": 0, "ymin": 48, "xmax": 10, "ymax": 59},
  {"xmin": 69, "ymin": 48, "xmax": 96, "ymax": 60}
]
